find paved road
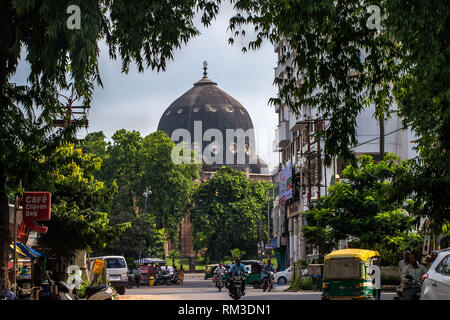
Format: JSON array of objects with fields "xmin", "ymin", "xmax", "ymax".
[{"xmin": 120, "ymin": 276, "xmax": 396, "ymax": 300}]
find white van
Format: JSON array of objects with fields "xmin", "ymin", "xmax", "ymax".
[{"xmin": 88, "ymin": 256, "xmax": 128, "ymax": 295}]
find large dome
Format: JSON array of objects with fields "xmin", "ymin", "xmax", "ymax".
[{"xmin": 157, "ymin": 66, "xmax": 268, "ymax": 174}]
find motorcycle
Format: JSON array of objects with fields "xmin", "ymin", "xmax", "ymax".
[
  {"xmin": 171, "ymin": 273, "xmax": 180, "ymax": 285},
  {"xmin": 262, "ymin": 271, "xmax": 274, "ymax": 292},
  {"xmin": 58, "ymin": 280, "xmax": 115, "ymax": 300},
  {"xmin": 127, "ymin": 274, "xmax": 137, "ymax": 288},
  {"xmin": 215, "ymin": 273, "xmax": 225, "ymax": 292},
  {"xmin": 155, "ymin": 270, "xmax": 172, "ymax": 285},
  {"xmin": 394, "ymin": 275, "xmax": 422, "ymax": 300},
  {"xmin": 229, "ymin": 271, "xmax": 247, "ymax": 300}
]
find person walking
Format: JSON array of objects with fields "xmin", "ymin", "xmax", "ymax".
[
  {"xmin": 398, "ymin": 250, "xmax": 411, "ymax": 272},
  {"xmin": 172, "ymin": 265, "xmax": 179, "ymax": 284},
  {"xmin": 179, "ymin": 265, "xmax": 185, "ymax": 285}
]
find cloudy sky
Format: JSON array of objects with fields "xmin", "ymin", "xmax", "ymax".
[{"xmin": 13, "ymin": 3, "xmax": 280, "ymax": 170}]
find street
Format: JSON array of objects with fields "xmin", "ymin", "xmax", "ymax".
[{"xmin": 119, "ymin": 274, "xmax": 396, "ymax": 300}]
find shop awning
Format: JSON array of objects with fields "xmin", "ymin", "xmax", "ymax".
[
  {"xmin": 10, "ymin": 242, "xmax": 41, "ymax": 259},
  {"xmin": 135, "ymin": 258, "xmax": 166, "ymax": 265},
  {"xmin": 10, "ymin": 243, "xmax": 27, "ymax": 257}
]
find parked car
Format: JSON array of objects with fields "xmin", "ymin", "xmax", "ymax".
[
  {"xmin": 274, "ymin": 265, "xmax": 308, "ymax": 285},
  {"xmin": 88, "ymin": 256, "xmax": 128, "ymax": 295},
  {"xmin": 421, "ymin": 248, "xmax": 450, "ymax": 300}
]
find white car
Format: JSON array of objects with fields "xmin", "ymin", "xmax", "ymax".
[
  {"xmin": 421, "ymin": 248, "xmax": 450, "ymax": 300},
  {"xmin": 88, "ymin": 256, "xmax": 128, "ymax": 295},
  {"xmin": 273, "ymin": 266, "xmax": 308, "ymax": 285},
  {"xmin": 274, "ymin": 266, "xmax": 293, "ymax": 285}
]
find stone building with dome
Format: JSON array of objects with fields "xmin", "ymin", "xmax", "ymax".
[{"xmin": 157, "ymin": 62, "xmax": 272, "ymax": 265}]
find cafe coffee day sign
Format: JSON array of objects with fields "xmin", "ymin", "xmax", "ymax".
[
  {"xmin": 278, "ymin": 162, "xmax": 293, "ymax": 203},
  {"xmin": 22, "ymin": 192, "xmax": 51, "ymax": 234}
]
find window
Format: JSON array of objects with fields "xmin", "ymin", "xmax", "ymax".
[
  {"xmin": 324, "ymin": 258, "xmax": 362, "ymax": 280},
  {"xmin": 436, "ymin": 255, "xmax": 450, "ymax": 276},
  {"xmin": 229, "ymin": 142, "xmax": 237, "ymax": 154},
  {"xmin": 106, "ymin": 258, "xmax": 126, "ymax": 269}
]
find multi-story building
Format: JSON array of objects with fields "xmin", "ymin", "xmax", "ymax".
[{"xmin": 270, "ymin": 41, "xmax": 418, "ymax": 269}]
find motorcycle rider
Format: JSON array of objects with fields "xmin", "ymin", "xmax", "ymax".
[
  {"xmin": 214, "ymin": 262, "xmax": 226, "ymax": 287},
  {"xmin": 214, "ymin": 262, "xmax": 226, "ymax": 276},
  {"xmin": 398, "ymin": 252, "xmax": 427, "ymax": 298},
  {"xmin": 261, "ymin": 259, "xmax": 275, "ymax": 288},
  {"xmin": 228, "ymin": 257, "xmax": 247, "ymax": 296}
]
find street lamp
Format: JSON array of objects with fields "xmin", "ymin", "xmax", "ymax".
[{"xmin": 143, "ymin": 186, "xmax": 152, "ymax": 210}]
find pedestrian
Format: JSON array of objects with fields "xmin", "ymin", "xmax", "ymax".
[
  {"xmin": 172, "ymin": 265, "xmax": 179, "ymax": 284},
  {"xmin": 400, "ymin": 252, "xmax": 427, "ymax": 288},
  {"xmin": 135, "ymin": 266, "xmax": 141, "ymax": 287},
  {"xmin": 398, "ymin": 249, "xmax": 411, "ymax": 272},
  {"xmin": 20, "ymin": 265, "xmax": 28, "ymax": 277},
  {"xmin": 430, "ymin": 251, "xmax": 438, "ymax": 263},
  {"xmin": 179, "ymin": 265, "xmax": 185, "ymax": 285}
]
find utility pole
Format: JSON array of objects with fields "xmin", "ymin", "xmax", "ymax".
[
  {"xmin": 12, "ymin": 195, "xmax": 18, "ymax": 294},
  {"xmin": 379, "ymin": 115, "xmax": 385, "ymax": 161},
  {"xmin": 53, "ymin": 84, "xmax": 89, "ymax": 132}
]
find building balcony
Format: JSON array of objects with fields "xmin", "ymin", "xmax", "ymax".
[
  {"xmin": 290, "ymin": 107, "xmax": 321, "ymax": 131},
  {"xmin": 273, "ymin": 121, "xmax": 290, "ymax": 150}
]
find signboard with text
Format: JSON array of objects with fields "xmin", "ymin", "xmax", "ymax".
[
  {"xmin": 92, "ymin": 259, "xmax": 105, "ymax": 274},
  {"xmin": 278, "ymin": 162, "xmax": 292, "ymax": 203},
  {"xmin": 22, "ymin": 192, "xmax": 51, "ymax": 234}
]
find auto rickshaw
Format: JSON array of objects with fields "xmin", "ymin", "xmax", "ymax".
[
  {"xmin": 204, "ymin": 264, "xmax": 218, "ymax": 280},
  {"xmin": 321, "ymin": 249, "xmax": 381, "ymax": 300},
  {"xmin": 205, "ymin": 264, "xmax": 231, "ymax": 280},
  {"xmin": 242, "ymin": 260, "xmax": 264, "ymax": 288}
]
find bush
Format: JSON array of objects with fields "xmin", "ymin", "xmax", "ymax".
[
  {"xmin": 288, "ymin": 276, "xmax": 313, "ymax": 291},
  {"xmin": 299, "ymin": 277, "xmax": 313, "ymax": 290}
]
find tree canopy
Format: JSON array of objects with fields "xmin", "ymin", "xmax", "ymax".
[
  {"xmin": 0, "ymin": 0, "xmax": 221, "ymax": 287},
  {"xmin": 36, "ymin": 143, "xmax": 129, "ymax": 261},
  {"xmin": 82, "ymin": 130, "xmax": 200, "ymax": 259},
  {"xmin": 227, "ymin": 0, "xmax": 450, "ymax": 233},
  {"xmin": 303, "ymin": 154, "xmax": 423, "ymax": 264}
]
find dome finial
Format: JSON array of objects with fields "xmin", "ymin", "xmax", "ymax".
[{"xmin": 202, "ymin": 61, "xmax": 208, "ymax": 78}]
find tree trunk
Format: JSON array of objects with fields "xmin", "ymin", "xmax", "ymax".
[
  {"xmin": 0, "ymin": 0, "xmax": 15, "ymax": 289},
  {"xmin": 0, "ymin": 176, "xmax": 10, "ymax": 288}
]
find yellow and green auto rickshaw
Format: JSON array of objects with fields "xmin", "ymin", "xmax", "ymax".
[
  {"xmin": 321, "ymin": 249, "xmax": 381, "ymax": 300},
  {"xmin": 204, "ymin": 264, "xmax": 218, "ymax": 280}
]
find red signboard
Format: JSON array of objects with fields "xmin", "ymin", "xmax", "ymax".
[{"xmin": 22, "ymin": 192, "xmax": 51, "ymax": 234}]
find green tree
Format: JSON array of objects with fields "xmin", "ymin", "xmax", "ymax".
[
  {"xmin": 0, "ymin": 0, "xmax": 220, "ymax": 286},
  {"xmin": 168, "ymin": 249, "xmax": 181, "ymax": 267},
  {"xmin": 228, "ymin": 0, "xmax": 450, "ymax": 231},
  {"xmin": 191, "ymin": 167, "xmax": 272, "ymax": 262},
  {"xmin": 36, "ymin": 144, "xmax": 129, "ymax": 274},
  {"xmin": 82, "ymin": 130, "xmax": 200, "ymax": 259},
  {"xmin": 303, "ymin": 154, "xmax": 422, "ymax": 263},
  {"xmin": 140, "ymin": 131, "xmax": 200, "ymax": 241},
  {"xmin": 94, "ymin": 209, "xmax": 165, "ymax": 265},
  {"xmin": 229, "ymin": 248, "xmax": 246, "ymax": 260}
]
